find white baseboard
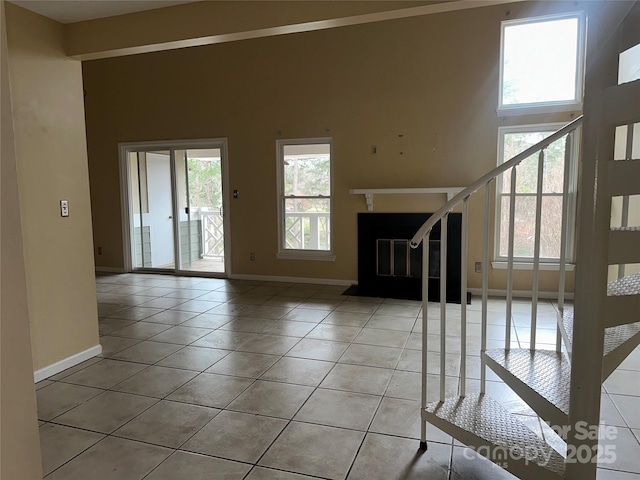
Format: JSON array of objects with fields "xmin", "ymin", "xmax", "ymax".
[
  {"xmin": 468, "ymin": 288, "xmax": 574, "ymax": 300},
  {"xmin": 95, "ymin": 266, "xmax": 126, "ymax": 273},
  {"xmin": 34, "ymin": 344, "xmax": 103, "ymax": 383},
  {"xmin": 229, "ymin": 273, "xmax": 356, "ymax": 287}
]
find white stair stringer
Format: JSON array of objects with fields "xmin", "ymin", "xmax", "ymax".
[
  {"xmin": 608, "ymin": 227, "xmax": 640, "ymax": 265},
  {"xmin": 483, "ymin": 349, "xmax": 570, "ymax": 430},
  {"xmin": 423, "ymin": 393, "xmax": 566, "ymax": 480},
  {"xmin": 558, "ymin": 308, "xmax": 640, "ymax": 380}
]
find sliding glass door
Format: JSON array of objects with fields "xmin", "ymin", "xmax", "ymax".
[
  {"xmin": 175, "ymin": 148, "xmax": 225, "ymax": 273},
  {"xmin": 122, "ymin": 140, "xmax": 229, "ymax": 276},
  {"xmin": 129, "ymin": 150, "xmax": 176, "ymax": 269}
]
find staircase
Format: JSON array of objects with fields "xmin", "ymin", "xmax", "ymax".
[{"xmin": 409, "ymin": 5, "xmax": 640, "ymax": 479}]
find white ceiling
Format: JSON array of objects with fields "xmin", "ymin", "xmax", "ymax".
[{"xmin": 9, "ymin": 0, "xmax": 201, "ymax": 24}]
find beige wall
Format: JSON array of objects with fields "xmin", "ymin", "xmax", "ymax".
[
  {"xmin": 0, "ymin": 1, "xmax": 43, "ymax": 478},
  {"xmin": 6, "ymin": 3, "xmax": 100, "ymax": 371},
  {"xmin": 83, "ymin": 0, "xmax": 582, "ymax": 292}
]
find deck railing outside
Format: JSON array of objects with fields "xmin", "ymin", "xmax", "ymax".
[
  {"xmin": 201, "ymin": 211, "xmax": 224, "ymax": 259},
  {"xmin": 284, "ymin": 211, "xmax": 330, "ymax": 250}
]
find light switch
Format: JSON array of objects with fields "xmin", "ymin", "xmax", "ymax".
[{"xmin": 60, "ymin": 200, "xmax": 69, "ymax": 217}]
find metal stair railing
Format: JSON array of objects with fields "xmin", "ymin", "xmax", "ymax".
[{"xmin": 410, "ymin": 116, "xmax": 583, "ymax": 450}]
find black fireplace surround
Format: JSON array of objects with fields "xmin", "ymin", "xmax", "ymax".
[{"xmin": 355, "ymin": 213, "xmax": 463, "ymax": 303}]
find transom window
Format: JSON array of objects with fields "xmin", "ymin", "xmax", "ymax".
[
  {"xmin": 495, "ymin": 124, "xmax": 579, "ymax": 262},
  {"xmin": 276, "ymin": 138, "xmax": 334, "ymax": 261},
  {"xmin": 499, "ymin": 13, "xmax": 584, "ymax": 113}
]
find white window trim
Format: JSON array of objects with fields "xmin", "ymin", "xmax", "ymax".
[
  {"xmin": 494, "ymin": 122, "xmax": 580, "ymax": 264},
  {"xmin": 497, "ymin": 11, "xmax": 586, "ymax": 116},
  {"xmin": 276, "ymin": 137, "xmax": 335, "ymax": 261}
]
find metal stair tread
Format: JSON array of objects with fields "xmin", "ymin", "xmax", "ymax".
[
  {"xmin": 611, "ymin": 226, "xmax": 640, "ymax": 231},
  {"xmin": 424, "ymin": 393, "xmax": 565, "ymax": 477},
  {"xmin": 560, "ymin": 308, "xmax": 640, "ymax": 356},
  {"xmin": 608, "ymin": 272, "xmax": 640, "ymax": 297},
  {"xmin": 560, "ymin": 273, "xmax": 640, "ymax": 350},
  {"xmin": 484, "ymin": 348, "xmax": 570, "ymax": 415},
  {"xmin": 603, "ymin": 322, "xmax": 640, "ymax": 356}
]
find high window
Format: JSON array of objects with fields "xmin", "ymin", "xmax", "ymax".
[
  {"xmin": 276, "ymin": 138, "xmax": 334, "ymax": 261},
  {"xmin": 495, "ymin": 124, "xmax": 579, "ymax": 263},
  {"xmin": 495, "ymin": 12, "xmax": 584, "ymax": 267},
  {"xmin": 499, "ymin": 13, "xmax": 585, "ymax": 113}
]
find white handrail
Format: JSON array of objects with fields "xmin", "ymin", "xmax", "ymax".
[{"xmin": 410, "ymin": 115, "xmax": 583, "ymax": 248}]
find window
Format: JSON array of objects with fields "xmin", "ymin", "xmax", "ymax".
[
  {"xmin": 619, "ymin": 43, "xmax": 640, "ymax": 85},
  {"xmin": 495, "ymin": 124, "xmax": 579, "ymax": 263},
  {"xmin": 276, "ymin": 138, "xmax": 334, "ymax": 261},
  {"xmin": 499, "ymin": 13, "xmax": 584, "ymax": 113}
]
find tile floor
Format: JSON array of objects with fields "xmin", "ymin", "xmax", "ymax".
[{"xmin": 35, "ymin": 273, "xmax": 640, "ymax": 479}]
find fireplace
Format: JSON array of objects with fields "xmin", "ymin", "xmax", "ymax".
[{"xmin": 354, "ymin": 213, "xmax": 463, "ymax": 303}]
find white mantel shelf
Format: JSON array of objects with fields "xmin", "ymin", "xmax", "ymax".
[{"xmin": 350, "ymin": 187, "xmax": 465, "ymax": 211}]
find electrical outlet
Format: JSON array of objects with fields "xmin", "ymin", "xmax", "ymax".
[
  {"xmin": 475, "ymin": 262, "xmax": 482, "ymax": 273},
  {"xmin": 250, "ymin": 252, "xmax": 256, "ymax": 261},
  {"xmin": 98, "ymin": 247, "xmax": 103, "ymax": 255}
]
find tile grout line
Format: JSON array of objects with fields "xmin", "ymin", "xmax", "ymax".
[{"xmin": 46, "ymin": 274, "xmax": 640, "ymax": 478}]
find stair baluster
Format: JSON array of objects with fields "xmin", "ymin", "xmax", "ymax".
[
  {"xmin": 530, "ymin": 148, "xmax": 546, "ymax": 351},
  {"xmin": 506, "ymin": 166, "xmax": 517, "ymax": 350},
  {"xmin": 460, "ymin": 198, "xmax": 469, "ymax": 396},
  {"xmin": 439, "ymin": 213, "xmax": 448, "ymax": 402}
]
